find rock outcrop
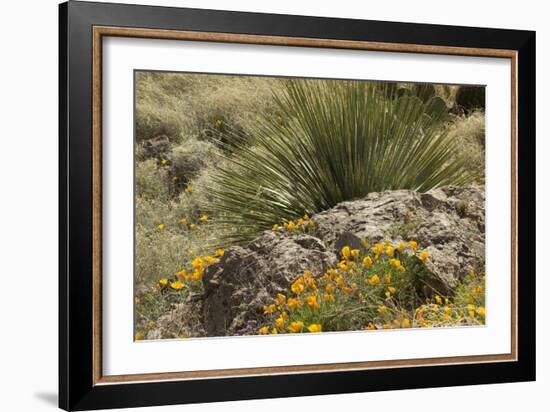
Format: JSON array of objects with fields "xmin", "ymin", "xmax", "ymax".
[
  {"xmin": 201, "ymin": 185, "xmax": 485, "ymax": 336},
  {"xmin": 202, "ymin": 232, "xmax": 336, "ymax": 336}
]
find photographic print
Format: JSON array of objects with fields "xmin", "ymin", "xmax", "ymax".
[{"xmin": 134, "ymin": 72, "xmax": 487, "ymax": 340}]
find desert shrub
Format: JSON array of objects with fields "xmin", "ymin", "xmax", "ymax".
[
  {"xmin": 206, "ymin": 79, "xmax": 476, "ymax": 245},
  {"xmin": 448, "ymin": 110, "xmax": 485, "ymax": 181},
  {"xmin": 170, "ymin": 139, "xmax": 218, "ymax": 186},
  {"xmin": 258, "ymin": 240, "xmax": 485, "ymax": 335},
  {"xmin": 135, "ymin": 159, "xmax": 171, "ymax": 200}
]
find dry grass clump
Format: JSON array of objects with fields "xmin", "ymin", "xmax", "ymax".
[
  {"xmin": 135, "ymin": 71, "xmax": 282, "ymax": 144},
  {"xmin": 448, "ymin": 111, "xmax": 485, "ymax": 181}
]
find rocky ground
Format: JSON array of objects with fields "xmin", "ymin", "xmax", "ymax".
[{"xmin": 148, "ymin": 185, "xmax": 485, "ymax": 338}]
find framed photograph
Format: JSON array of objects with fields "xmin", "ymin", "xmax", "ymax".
[{"xmin": 59, "ymin": 1, "xmax": 535, "ymax": 410}]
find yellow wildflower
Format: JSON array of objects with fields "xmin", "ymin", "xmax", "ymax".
[
  {"xmin": 214, "ymin": 119, "xmax": 223, "ymax": 128},
  {"xmin": 363, "ymin": 256, "xmax": 373, "ymax": 268},
  {"xmin": 192, "ymin": 257, "xmax": 204, "ymax": 268},
  {"xmin": 259, "ymin": 326, "xmax": 270, "ymax": 334},
  {"xmin": 275, "ymin": 293, "xmax": 286, "ymax": 305},
  {"xmin": 377, "ymin": 305, "xmax": 387, "ymax": 314},
  {"xmin": 385, "ymin": 291, "xmax": 391, "ymax": 298},
  {"xmin": 161, "ymin": 159, "xmax": 168, "ymax": 166},
  {"xmin": 146, "ymin": 321, "xmax": 155, "ymax": 329},
  {"xmin": 170, "ymin": 281, "xmax": 185, "ymax": 290},
  {"xmin": 338, "ymin": 261, "xmax": 349, "ymax": 271},
  {"xmin": 306, "ymin": 295, "xmax": 320, "ymax": 310},
  {"xmin": 204, "ymin": 255, "xmax": 218, "ymax": 264},
  {"xmin": 214, "ymin": 249, "xmax": 225, "ymax": 257},
  {"xmin": 386, "ymin": 246, "xmax": 394, "ymax": 257},
  {"xmin": 384, "ymin": 273, "xmax": 392, "ymax": 284},
  {"xmin": 275, "ymin": 316, "xmax": 285, "ymax": 329},
  {"xmin": 343, "ymin": 287, "xmax": 353, "ymax": 295},
  {"xmin": 419, "ymin": 250, "xmax": 429, "ymax": 262},
  {"xmin": 351, "ymin": 249, "xmax": 361, "ymax": 259},
  {"xmin": 135, "ymin": 297, "xmax": 141, "ymax": 305},
  {"xmin": 444, "ymin": 306, "xmax": 451, "ymax": 316},
  {"xmin": 263, "ymin": 304, "xmax": 277, "ymax": 314},
  {"xmin": 373, "ymin": 242, "xmax": 384, "ymax": 256},
  {"xmin": 325, "ymin": 283, "xmax": 334, "ymax": 294},
  {"xmin": 189, "ymin": 223, "xmax": 197, "ymax": 229},
  {"xmin": 408, "ymin": 240, "xmax": 418, "ymax": 253},
  {"xmin": 179, "ymin": 217, "xmax": 188, "ymax": 225},
  {"xmin": 324, "ymin": 294, "xmax": 335, "ymax": 303},
  {"xmin": 341, "ymin": 246, "xmax": 351, "ymax": 259},
  {"xmin": 177, "ymin": 270, "xmax": 187, "ymax": 279},
  {"xmin": 476, "ymin": 306, "xmax": 486, "ymax": 318},
  {"xmin": 388, "ymin": 286, "xmax": 396, "ymax": 294},
  {"xmin": 199, "ymin": 215, "xmax": 209, "ymax": 222},
  {"xmin": 291, "ymin": 278, "xmax": 306, "ymax": 295},
  {"xmin": 271, "ymin": 328, "xmax": 278, "ymax": 334},
  {"xmin": 475, "ymin": 286, "xmax": 483, "ymax": 294},
  {"xmin": 190, "ymin": 268, "xmax": 203, "ymax": 281},
  {"xmin": 335, "ymin": 275, "xmax": 345, "ymax": 287},
  {"xmin": 367, "ymin": 323, "xmax": 376, "ymax": 330},
  {"xmin": 396, "ymin": 242, "xmax": 405, "ymax": 252},
  {"xmin": 435, "ymin": 295, "xmax": 443, "ymax": 305},
  {"xmin": 368, "ymin": 274, "xmax": 380, "ymax": 286},
  {"xmin": 402, "ymin": 318, "xmax": 411, "ymax": 328},
  {"xmin": 273, "ymin": 223, "xmax": 279, "ymax": 232},
  {"xmin": 288, "ymin": 321, "xmax": 304, "ymax": 333},
  {"xmin": 287, "ymin": 298, "xmax": 300, "ymax": 309},
  {"xmin": 135, "ymin": 331, "xmax": 143, "ymax": 340},
  {"xmin": 158, "ymin": 223, "xmax": 165, "ymax": 231},
  {"xmin": 287, "ymin": 220, "xmax": 296, "ymax": 231},
  {"xmin": 307, "ymin": 324, "xmax": 322, "ymax": 333},
  {"xmin": 158, "ymin": 278, "xmax": 168, "ymax": 288}
]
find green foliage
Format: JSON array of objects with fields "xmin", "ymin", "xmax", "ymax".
[{"xmin": 207, "ymin": 79, "xmax": 476, "ymax": 245}]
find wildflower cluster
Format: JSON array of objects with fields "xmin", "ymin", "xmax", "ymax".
[
  {"xmin": 156, "ymin": 214, "xmax": 210, "ymax": 232},
  {"xmin": 272, "ymin": 214, "xmax": 315, "ymax": 235},
  {"xmin": 258, "ymin": 239, "xmax": 434, "ymax": 334},
  {"xmin": 154, "ymin": 248, "xmax": 224, "ymax": 292},
  {"xmin": 135, "ymin": 248, "xmax": 225, "ymax": 340}
]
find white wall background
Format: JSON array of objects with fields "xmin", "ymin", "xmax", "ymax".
[{"xmin": 0, "ymin": 0, "xmax": 546, "ymax": 411}]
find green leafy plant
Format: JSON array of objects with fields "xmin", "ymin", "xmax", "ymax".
[{"xmin": 206, "ymin": 79, "xmax": 475, "ymax": 245}]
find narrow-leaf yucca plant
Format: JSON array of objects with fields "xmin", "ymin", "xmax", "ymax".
[{"xmin": 207, "ymin": 79, "xmax": 475, "ymax": 245}]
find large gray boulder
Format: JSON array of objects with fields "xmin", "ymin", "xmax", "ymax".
[
  {"xmin": 202, "ymin": 232, "xmax": 336, "ymax": 336},
  {"xmin": 202, "ymin": 185, "xmax": 485, "ymax": 336},
  {"xmin": 313, "ymin": 185, "xmax": 485, "ymax": 291}
]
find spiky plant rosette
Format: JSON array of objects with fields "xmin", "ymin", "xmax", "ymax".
[{"xmin": 206, "ymin": 79, "xmax": 475, "ymax": 245}]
